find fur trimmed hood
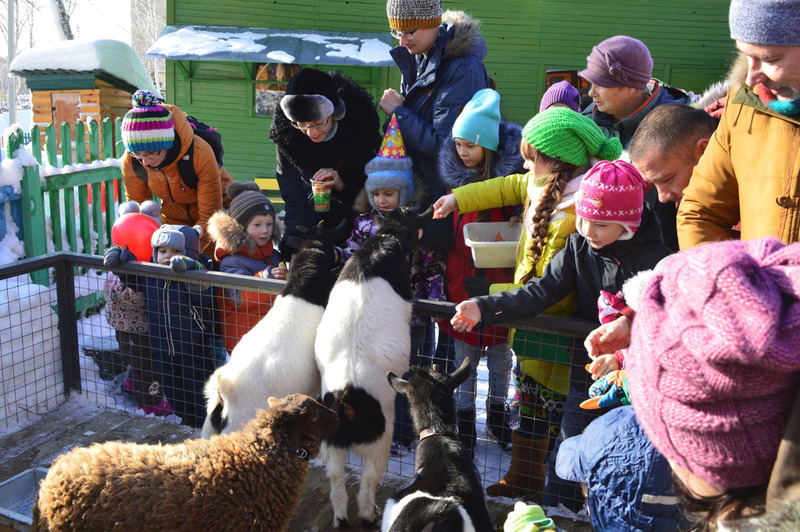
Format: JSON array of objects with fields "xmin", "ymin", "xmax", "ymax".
[
  {"xmin": 693, "ymin": 53, "xmax": 748, "ymax": 111},
  {"xmin": 441, "ymin": 10, "xmax": 487, "ymax": 59},
  {"xmin": 438, "ymin": 120, "xmax": 524, "ymax": 189},
  {"xmin": 352, "ymin": 174, "xmax": 427, "ymax": 214},
  {"xmin": 207, "ymin": 208, "xmax": 283, "ymax": 256}
]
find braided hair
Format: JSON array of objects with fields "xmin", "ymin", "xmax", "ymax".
[{"xmin": 518, "ymin": 142, "xmax": 579, "ymax": 284}]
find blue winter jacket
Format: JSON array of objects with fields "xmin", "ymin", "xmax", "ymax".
[{"xmin": 389, "ymin": 10, "xmax": 491, "ymax": 202}]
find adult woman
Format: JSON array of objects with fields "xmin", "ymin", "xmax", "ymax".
[
  {"xmin": 627, "ymin": 237, "xmax": 800, "ymax": 530},
  {"xmin": 269, "ymin": 68, "xmax": 382, "ymax": 243},
  {"xmin": 121, "ymin": 90, "xmax": 232, "ymax": 257}
]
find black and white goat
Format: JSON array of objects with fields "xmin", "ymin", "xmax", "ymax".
[
  {"xmin": 315, "ymin": 207, "xmax": 434, "ymax": 528},
  {"xmin": 384, "ymin": 359, "xmax": 493, "ymax": 532},
  {"xmin": 201, "ymin": 226, "xmax": 340, "ymax": 437}
]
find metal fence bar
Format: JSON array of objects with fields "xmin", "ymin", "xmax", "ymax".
[{"xmin": 54, "ymin": 259, "xmax": 81, "ymax": 396}]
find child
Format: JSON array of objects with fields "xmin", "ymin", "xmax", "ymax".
[
  {"xmin": 340, "ymin": 115, "xmax": 446, "ymax": 454},
  {"xmin": 208, "ymin": 182, "xmax": 286, "ymax": 353},
  {"xmin": 107, "ymin": 224, "xmax": 224, "ymax": 428},
  {"xmin": 437, "ymin": 88, "xmax": 524, "ymax": 453},
  {"xmin": 539, "ymin": 81, "xmax": 581, "ymax": 113},
  {"xmin": 433, "ymin": 107, "xmax": 622, "ymax": 501},
  {"xmin": 450, "ymin": 159, "xmax": 673, "ymax": 506},
  {"xmin": 103, "ymin": 200, "xmax": 171, "ymax": 416}
]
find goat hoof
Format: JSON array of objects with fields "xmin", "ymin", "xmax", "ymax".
[
  {"xmin": 334, "ymin": 517, "xmax": 350, "ymax": 529},
  {"xmin": 360, "ymin": 518, "xmax": 379, "ymax": 530}
]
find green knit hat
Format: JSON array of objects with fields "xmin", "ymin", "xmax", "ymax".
[{"xmin": 522, "ymin": 107, "xmax": 622, "ymax": 166}]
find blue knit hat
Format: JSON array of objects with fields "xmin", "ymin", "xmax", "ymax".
[
  {"xmin": 729, "ymin": 0, "xmax": 800, "ymax": 46},
  {"xmin": 452, "ymin": 89, "xmax": 501, "ymax": 151}
]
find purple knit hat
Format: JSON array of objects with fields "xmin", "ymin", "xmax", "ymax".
[
  {"xmin": 628, "ymin": 238, "xmax": 800, "ymax": 490},
  {"xmin": 578, "ymin": 35, "xmax": 653, "ymax": 90},
  {"xmin": 539, "ymin": 81, "xmax": 581, "ymax": 113}
]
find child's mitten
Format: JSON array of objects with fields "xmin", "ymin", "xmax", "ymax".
[
  {"xmin": 581, "ymin": 369, "xmax": 630, "ymax": 410},
  {"xmin": 170, "ymin": 256, "xmax": 205, "ymax": 272},
  {"xmin": 504, "ymin": 501, "xmax": 556, "ymax": 532},
  {"xmin": 104, "ymin": 246, "xmax": 137, "ymax": 268}
]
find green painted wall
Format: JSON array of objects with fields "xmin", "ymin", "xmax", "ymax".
[{"xmin": 165, "ymin": 0, "xmax": 735, "ymax": 182}]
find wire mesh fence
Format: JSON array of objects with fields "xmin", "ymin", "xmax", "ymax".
[{"xmin": 0, "ymin": 251, "xmax": 597, "ymax": 514}]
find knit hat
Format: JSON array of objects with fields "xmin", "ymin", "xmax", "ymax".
[
  {"xmin": 539, "ymin": 81, "xmax": 581, "ymax": 113},
  {"xmin": 118, "ymin": 200, "xmax": 161, "ymax": 227},
  {"xmin": 452, "ymin": 88, "xmax": 501, "ymax": 151},
  {"xmin": 386, "ymin": 0, "xmax": 443, "ymax": 30},
  {"xmin": 280, "ymin": 68, "xmax": 346, "ymax": 124},
  {"xmin": 364, "ymin": 114, "xmax": 414, "ymax": 210},
  {"xmin": 121, "ymin": 90, "xmax": 175, "ymax": 153},
  {"xmin": 627, "ymin": 238, "xmax": 800, "ymax": 490},
  {"xmin": 578, "ymin": 36, "xmax": 653, "ymax": 90},
  {"xmin": 575, "ymin": 160, "xmax": 644, "ymax": 240},
  {"xmin": 522, "ymin": 107, "xmax": 622, "ymax": 166},
  {"xmin": 151, "ymin": 225, "xmax": 186, "ymax": 254},
  {"xmin": 226, "ymin": 182, "xmax": 276, "ymax": 228},
  {"xmin": 729, "ymin": 0, "xmax": 800, "ymax": 46}
]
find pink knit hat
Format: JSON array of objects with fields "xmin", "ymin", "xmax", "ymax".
[
  {"xmin": 575, "ymin": 160, "xmax": 644, "ymax": 240},
  {"xmin": 627, "ymin": 238, "xmax": 800, "ymax": 490}
]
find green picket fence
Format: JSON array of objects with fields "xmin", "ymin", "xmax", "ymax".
[{"xmin": 5, "ymin": 117, "xmax": 126, "ymax": 285}]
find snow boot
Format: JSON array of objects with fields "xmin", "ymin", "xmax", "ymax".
[
  {"xmin": 486, "ymin": 401, "xmax": 513, "ymax": 451},
  {"xmin": 486, "ymin": 431, "xmax": 549, "ymax": 503},
  {"xmin": 457, "ymin": 408, "xmax": 477, "ymax": 457}
]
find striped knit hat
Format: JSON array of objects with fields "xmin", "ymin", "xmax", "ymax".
[
  {"xmin": 121, "ymin": 90, "xmax": 175, "ymax": 154},
  {"xmin": 386, "ymin": 0, "xmax": 442, "ymax": 30},
  {"xmin": 575, "ymin": 160, "xmax": 645, "ymax": 240}
]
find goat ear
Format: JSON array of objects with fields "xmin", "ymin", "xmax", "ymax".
[
  {"xmin": 415, "ymin": 205, "xmax": 435, "ymax": 228},
  {"xmin": 267, "ymin": 396, "xmax": 279, "ymax": 408},
  {"xmin": 449, "ymin": 357, "xmax": 472, "ymax": 389},
  {"xmin": 387, "ymin": 372, "xmax": 409, "ymax": 395}
]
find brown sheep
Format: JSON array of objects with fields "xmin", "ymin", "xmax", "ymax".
[{"xmin": 33, "ymin": 394, "xmax": 338, "ymax": 532}]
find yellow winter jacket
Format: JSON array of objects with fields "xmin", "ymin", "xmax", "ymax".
[
  {"xmin": 678, "ymin": 86, "xmax": 800, "ymax": 249},
  {"xmin": 453, "ymin": 172, "xmax": 579, "ymax": 394}
]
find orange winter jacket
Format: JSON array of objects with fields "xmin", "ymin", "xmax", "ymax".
[
  {"xmin": 678, "ymin": 86, "xmax": 800, "ymax": 248},
  {"xmin": 122, "ymin": 104, "xmax": 232, "ymax": 256}
]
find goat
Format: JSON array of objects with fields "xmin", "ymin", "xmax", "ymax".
[
  {"xmin": 201, "ymin": 227, "xmax": 339, "ymax": 438},
  {"xmin": 384, "ymin": 359, "xmax": 493, "ymax": 532},
  {"xmin": 34, "ymin": 394, "xmax": 338, "ymax": 532},
  {"xmin": 315, "ymin": 206, "xmax": 434, "ymax": 528}
]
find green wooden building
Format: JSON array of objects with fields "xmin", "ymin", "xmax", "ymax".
[{"xmin": 154, "ymin": 0, "xmax": 735, "ymax": 200}]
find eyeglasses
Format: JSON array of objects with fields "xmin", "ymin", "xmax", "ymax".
[
  {"xmin": 291, "ymin": 117, "xmax": 331, "ymax": 132},
  {"xmin": 130, "ymin": 150, "xmax": 161, "ymax": 160},
  {"xmin": 389, "ymin": 28, "xmax": 418, "ymax": 40}
]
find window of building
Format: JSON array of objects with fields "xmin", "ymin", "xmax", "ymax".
[{"xmin": 254, "ymin": 63, "xmax": 302, "ymax": 116}]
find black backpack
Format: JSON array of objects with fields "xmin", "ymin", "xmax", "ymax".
[{"xmin": 130, "ymin": 116, "xmax": 224, "ymax": 190}]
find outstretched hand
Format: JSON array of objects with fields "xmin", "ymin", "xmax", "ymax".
[
  {"xmin": 451, "ymin": 300, "xmax": 481, "ymax": 333},
  {"xmin": 580, "ymin": 369, "xmax": 629, "ymax": 410},
  {"xmin": 433, "ymin": 194, "xmax": 458, "ymax": 219},
  {"xmin": 584, "ymin": 314, "xmax": 632, "ymax": 358}
]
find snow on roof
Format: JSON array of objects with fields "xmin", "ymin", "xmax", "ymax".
[
  {"xmin": 146, "ymin": 25, "xmax": 394, "ymax": 67},
  {"xmin": 10, "ymin": 39, "xmax": 159, "ymax": 96}
]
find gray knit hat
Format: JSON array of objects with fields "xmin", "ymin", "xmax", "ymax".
[
  {"xmin": 151, "ymin": 225, "xmax": 186, "ymax": 253},
  {"xmin": 730, "ymin": 0, "xmax": 800, "ymax": 46},
  {"xmin": 227, "ymin": 182, "xmax": 276, "ymax": 228},
  {"xmin": 386, "ymin": 0, "xmax": 442, "ymax": 30}
]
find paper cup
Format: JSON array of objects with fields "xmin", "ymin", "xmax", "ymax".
[{"xmin": 312, "ymin": 181, "xmax": 331, "ymax": 212}]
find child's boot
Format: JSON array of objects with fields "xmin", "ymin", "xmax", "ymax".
[
  {"xmin": 486, "ymin": 400, "xmax": 513, "ymax": 451},
  {"xmin": 457, "ymin": 408, "xmax": 477, "ymax": 457},
  {"xmin": 486, "ymin": 431, "xmax": 549, "ymax": 502}
]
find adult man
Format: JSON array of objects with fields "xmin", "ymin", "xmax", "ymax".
[
  {"xmin": 381, "ymin": 1, "xmax": 491, "ymax": 202},
  {"xmin": 579, "ymin": 35, "xmax": 690, "ymax": 149},
  {"xmin": 628, "ymin": 104, "xmax": 719, "ymax": 249},
  {"xmin": 678, "ymin": 0, "xmax": 800, "ymax": 248}
]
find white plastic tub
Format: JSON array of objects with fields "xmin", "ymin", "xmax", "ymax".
[
  {"xmin": 0, "ymin": 468, "xmax": 48, "ymax": 530},
  {"xmin": 463, "ymin": 222, "xmax": 522, "ymax": 269}
]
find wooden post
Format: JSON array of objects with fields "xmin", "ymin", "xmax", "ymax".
[{"xmin": 13, "ymin": 127, "xmax": 49, "ymax": 284}]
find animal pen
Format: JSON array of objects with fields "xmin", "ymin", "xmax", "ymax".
[{"xmin": 0, "ymin": 121, "xmax": 596, "ymax": 530}]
